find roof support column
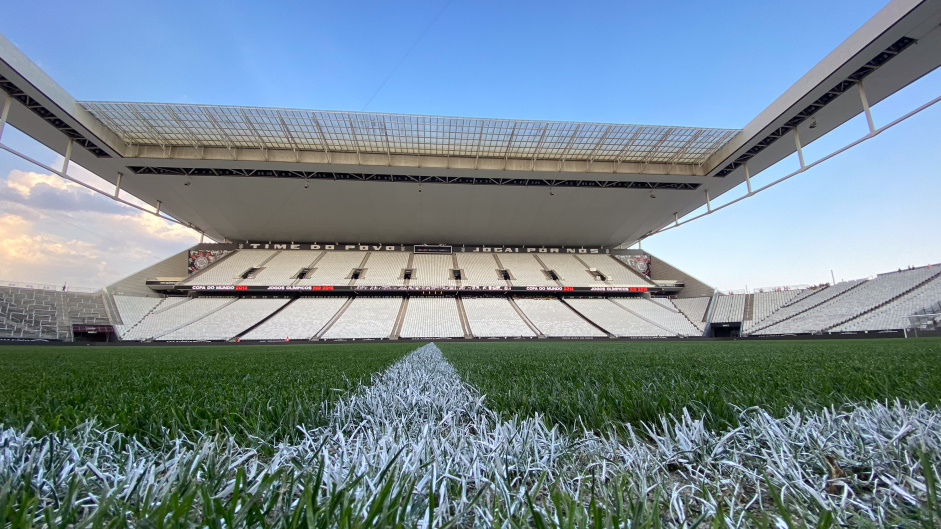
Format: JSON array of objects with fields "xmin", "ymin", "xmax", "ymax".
[
  {"xmin": 793, "ymin": 128, "xmax": 805, "ymax": 169},
  {"xmin": 113, "ymin": 172, "xmax": 122, "ymax": 198},
  {"xmin": 858, "ymin": 80, "xmax": 876, "ymax": 134},
  {"xmin": 0, "ymin": 94, "xmax": 11, "ymax": 140},
  {"xmin": 744, "ymin": 161, "xmax": 752, "ymax": 194},
  {"xmin": 61, "ymin": 138, "xmax": 73, "ymax": 175},
  {"xmin": 705, "ymin": 189, "xmax": 712, "ymax": 212},
  {"xmin": 155, "ymin": 200, "xmax": 162, "ymax": 216}
]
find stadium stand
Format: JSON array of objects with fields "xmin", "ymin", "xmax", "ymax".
[
  {"xmin": 757, "ymin": 267, "xmax": 941, "ymax": 335},
  {"xmin": 0, "ymin": 286, "xmax": 111, "ymax": 340},
  {"xmin": 356, "ymin": 252, "xmax": 409, "ymax": 286},
  {"xmin": 399, "ymin": 297, "xmax": 464, "ymax": 338},
  {"xmin": 710, "ymin": 294, "xmax": 746, "ymax": 323},
  {"xmin": 671, "ymin": 297, "xmax": 710, "ymax": 331},
  {"xmin": 239, "ymin": 251, "xmax": 322, "ymax": 285},
  {"xmin": 578, "ymin": 255, "xmax": 652, "ymax": 287},
  {"xmin": 462, "ymin": 297, "xmax": 537, "ymax": 338},
  {"xmin": 121, "ymin": 297, "xmax": 233, "ymax": 340},
  {"xmin": 536, "ymin": 254, "xmax": 599, "ymax": 287},
  {"xmin": 834, "ymin": 272, "xmax": 941, "ymax": 332},
  {"xmin": 455, "ymin": 253, "xmax": 507, "ymax": 286},
  {"xmin": 514, "ymin": 298, "xmax": 607, "ymax": 338},
  {"xmin": 242, "ymin": 297, "xmax": 348, "ymax": 340},
  {"xmin": 321, "ymin": 297, "xmax": 402, "ymax": 339},
  {"xmin": 158, "ymin": 298, "xmax": 289, "ymax": 341},
  {"xmin": 410, "ymin": 255, "xmax": 459, "ymax": 287},
  {"xmin": 113, "ymin": 295, "xmax": 163, "ymax": 337},
  {"xmin": 615, "ymin": 298, "xmax": 700, "ymax": 336},
  {"xmin": 498, "ymin": 253, "xmax": 558, "ymax": 287},
  {"xmin": 296, "ymin": 252, "xmax": 367, "ymax": 286},
  {"xmin": 742, "ymin": 290, "xmax": 804, "ymax": 333},
  {"xmin": 184, "ymin": 250, "xmax": 277, "ymax": 285},
  {"xmin": 565, "ymin": 298, "xmax": 672, "ymax": 337}
]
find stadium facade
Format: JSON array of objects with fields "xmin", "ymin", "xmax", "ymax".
[{"xmin": 1, "ymin": 0, "xmax": 940, "ymax": 342}]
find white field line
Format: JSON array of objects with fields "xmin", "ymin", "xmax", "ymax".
[{"xmin": 2, "ymin": 343, "xmax": 941, "ymax": 526}]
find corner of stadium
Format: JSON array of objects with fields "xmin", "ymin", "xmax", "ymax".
[{"xmin": 1, "ymin": 0, "xmax": 940, "ymax": 344}]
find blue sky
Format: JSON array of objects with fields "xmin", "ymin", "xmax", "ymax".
[{"xmin": 0, "ymin": 0, "xmax": 939, "ymax": 290}]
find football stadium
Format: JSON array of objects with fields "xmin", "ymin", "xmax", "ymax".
[{"xmin": 2, "ymin": 0, "xmax": 941, "ymax": 526}]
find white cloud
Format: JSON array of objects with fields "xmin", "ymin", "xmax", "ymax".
[
  {"xmin": 0, "ymin": 167, "xmax": 201, "ymax": 288},
  {"xmin": 6, "ymin": 169, "xmax": 81, "ymax": 197}
]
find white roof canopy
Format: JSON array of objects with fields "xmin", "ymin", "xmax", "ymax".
[{"xmin": 81, "ymin": 103, "xmax": 738, "ymax": 166}]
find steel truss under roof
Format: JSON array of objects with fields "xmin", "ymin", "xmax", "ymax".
[{"xmin": 80, "ymin": 102, "xmax": 739, "ymax": 167}]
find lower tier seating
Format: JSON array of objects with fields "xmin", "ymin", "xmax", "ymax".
[
  {"xmin": 671, "ymin": 297, "xmax": 710, "ymax": 331},
  {"xmin": 158, "ymin": 298, "xmax": 289, "ymax": 341},
  {"xmin": 399, "ymin": 297, "xmax": 465, "ymax": 338},
  {"xmin": 121, "ymin": 298, "xmax": 234, "ymax": 340},
  {"xmin": 242, "ymin": 297, "xmax": 348, "ymax": 340},
  {"xmin": 321, "ymin": 297, "xmax": 402, "ymax": 339},
  {"xmin": 514, "ymin": 298, "xmax": 606, "ymax": 338},
  {"xmin": 462, "ymin": 297, "xmax": 536, "ymax": 338},
  {"xmin": 565, "ymin": 298, "xmax": 672, "ymax": 337},
  {"xmin": 616, "ymin": 298, "xmax": 700, "ymax": 336}
]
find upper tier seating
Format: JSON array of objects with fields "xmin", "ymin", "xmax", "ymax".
[
  {"xmin": 514, "ymin": 298, "xmax": 606, "ymax": 337},
  {"xmin": 462, "ymin": 297, "xmax": 536, "ymax": 338},
  {"xmin": 759, "ymin": 268, "xmax": 941, "ymax": 335},
  {"xmin": 565, "ymin": 298, "xmax": 672, "ymax": 337},
  {"xmin": 671, "ymin": 297, "xmax": 710, "ymax": 331},
  {"xmin": 710, "ymin": 294, "xmax": 745, "ymax": 323},
  {"xmin": 498, "ymin": 253, "xmax": 558, "ymax": 287},
  {"xmin": 834, "ymin": 273, "xmax": 941, "ymax": 332},
  {"xmin": 578, "ymin": 255, "xmax": 651, "ymax": 287},
  {"xmin": 410, "ymin": 255, "xmax": 459, "ymax": 287},
  {"xmin": 184, "ymin": 250, "xmax": 276, "ymax": 285},
  {"xmin": 159, "ymin": 298, "xmax": 289, "ymax": 341},
  {"xmin": 113, "ymin": 295, "xmax": 163, "ymax": 337},
  {"xmin": 296, "ymin": 252, "xmax": 367, "ymax": 286},
  {"xmin": 239, "ymin": 251, "xmax": 322, "ymax": 285},
  {"xmin": 122, "ymin": 297, "xmax": 233, "ymax": 340},
  {"xmin": 399, "ymin": 297, "xmax": 464, "ymax": 338},
  {"xmin": 455, "ymin": 253, "xmax": 507, "ymax": 286},
  {"xmin": 536, "ymin": 254, "xmax": 601, "ymax": 287},
  {"xmin": 242, "ymin": 297, "xmax": 348, "ymax": 340},
  {"xmin": 356, "ymin": 252, "xmax": 409, "ymax": 286},
  {"xmin": 616, "ymin": 298, "xmax": 699, "ymax": 336},
  {"xmin": 322, "ymin": 297, "xmax": 402, "ymax": 339}
]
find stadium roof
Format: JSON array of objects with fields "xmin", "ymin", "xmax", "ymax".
[
  {"xmin": 80, "ymin": 103, "xmax": 739, "ymax": 167},
  {"xmin": 1, "ymin": 0, "xmax": 939, "ymax": 246}
]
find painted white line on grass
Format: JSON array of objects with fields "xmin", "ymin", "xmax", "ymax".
[{"xmin": 2, "ymin": 343, "xmax": 941, "ymax": 526}]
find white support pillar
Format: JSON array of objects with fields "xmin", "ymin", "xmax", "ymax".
[
  {"xmin": 61, "ymin": 138, "xmax": 73, "ymax": 175},
  {"xmin": 744, "ymin": 161, "xmax": 752, "ymax": 194},
  {"xmin": 705, "ymin": 189, "xmax": 712, "ymax": 212},
  {"xmin": 113, "ymin": 172, "xmax": 123, "ymax": 198},
  {"xmin": 0, "ymin": 94, "xmax": 11, "ymax": 139},
  {"xmin": 793, "ymin": 128, "xmax": 805, "ymax": 169},
  {"xmin": 200, "ymin": 232, "xmax": 205, "ymax": 244},
  {"xmin": 674, "ymin": 212, "xmax": 679, "ymax": 226},
  {"xmin": 858, "ymin": 80, "xmax": 876, "ymax": 134},
  {"xmin": 155, "ymin": 200, "xmax": 162, "ymax": 216}
]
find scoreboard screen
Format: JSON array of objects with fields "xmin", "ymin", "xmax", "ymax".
[{"xmin": 414, "ymin": 245, "xmax": 453, "ymax": 254}]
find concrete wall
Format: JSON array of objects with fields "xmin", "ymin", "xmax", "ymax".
[{"xmin": 105, "ymin": 248, "xmax": 191, "ymax": 297}]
